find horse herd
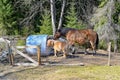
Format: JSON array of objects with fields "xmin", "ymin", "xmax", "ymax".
[{"xmin": 47, "ymin": 27, "xmax": 99, "ymax": 58}]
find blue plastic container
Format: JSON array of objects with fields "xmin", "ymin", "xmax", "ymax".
[{"xmin": 26, "ymin": 35, "xmax": 51, "ymax": 56}]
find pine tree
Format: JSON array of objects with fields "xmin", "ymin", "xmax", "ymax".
[
  {"xmin": 39, "ymin": 9, "xmax": 52, "ymax": 35},
  {"xmin": 65, "ymin": 2, "xmax": 82, "ymax": 29},
  {"xmin": 0, "ymin": 0, "xmax": 17, "ymax": 35}
]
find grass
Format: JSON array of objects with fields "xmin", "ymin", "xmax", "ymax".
[{"xmin": 4, "ymin": 65, "xmax": 120, "ymax": 80}]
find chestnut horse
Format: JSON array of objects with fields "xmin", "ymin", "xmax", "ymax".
[{"xmin": 54, "ymin": 27, "xmax": 99, "ymax": 55}]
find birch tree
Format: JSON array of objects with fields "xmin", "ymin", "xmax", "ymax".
[
  {"xmin": 58, "ymin": 0, "xmax": 66, "ymax": 30},
  {"xmin": 50, "ymin": 0, "xmax": 56, "ymax": 35}
]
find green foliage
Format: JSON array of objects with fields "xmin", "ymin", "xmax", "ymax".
[
  {"xmin": 94, "ymin": 16, "xmax": 108, "ymax": 50},
  {"xmin": 94, "ymin": 16, "xmax": 107, "ymax": 30},
  {"xmin": 65, "ymin": 2, "xmax": 83, "ymax": 29},
  {"xmin": 39, "ymin": 9, "xmax": 52, "ymax": 35},
  {"xmin": 112, "ymin": 1, "xmax": 120, "ymax": 52},
  {"xmin": 112, "ymin": 2, "xmax": 120, "ymax": 24},
  {"xmin": 118, "ymin": 39, "xmax": 120, "ymax": 52},
  {"xmin": 21, "ymin": 26, "xmax": 34, "ymax": 36},
  {"xmin": 17, "ymin": 39, "xmax": 25, "ymax": 46},
  {"xmin": 0, "ymin": 0, "xmax": 17, "ymax": 35},
  {"xmin": 98, "ymin": 0, "xmax": 108, "ymax": 8},
  {"xmin": 99, "ymin": 40, "xmax": 107, "ymax": 50}
]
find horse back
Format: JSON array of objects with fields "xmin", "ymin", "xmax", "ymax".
[
  {"xmin": 60, "ymin": 27, "xmax": 77, "ymax": 37},
  {"xmin": 66, "ymin": 30, "xmax": 88, "ymax": 44}
]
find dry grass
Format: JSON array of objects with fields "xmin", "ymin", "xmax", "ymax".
[{"xmin": 1, "ymin": 65, "xmax": 120, "ymax": 80}]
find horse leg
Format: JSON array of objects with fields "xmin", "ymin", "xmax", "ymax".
[
  {"xmin": 90, "ymin": 41, "xmax": 96, "ymax": 55},
  {"xmin": 84, "ymin": 42, "xmax": 91, "ymax": 55},
  {"xmin": 63, "ymin": 50, "xmax": 67, "ymax": 58},
  {"xmin": 69, "ymin": 41, "xmax": 76, "ymax": 54},
  {"xmin": 54, "ymin": 50, "xmax": 57, "ymax": 57},
  {"xmin": 70, "ymin": 45, "xmax": 76, "ymax": 54},
  {"xmin": 84, "ymin": 47, "xmax": 88, "ymax": 55}
]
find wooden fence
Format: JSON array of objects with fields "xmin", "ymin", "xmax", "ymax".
[{"xmin": 0, "ymin": 37, "xmax": 41, "ymax": 66}]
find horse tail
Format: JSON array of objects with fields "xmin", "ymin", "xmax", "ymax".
[{"xmin": 95, "ymin": 33, "xmax": 99, "ymax": 49}]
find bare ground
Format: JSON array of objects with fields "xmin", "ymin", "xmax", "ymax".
[
  {"xmin": 0, "ymin": 49, "xmax": 120, "ymax": 79},
  {"xmin": 41, "ymin": 49, "xmax": 120, "ymax": 66}
]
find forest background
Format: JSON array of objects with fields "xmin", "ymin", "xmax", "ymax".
[{"xmin": 0, "ymin": 0, "xmax": 120, "ymax": 52}]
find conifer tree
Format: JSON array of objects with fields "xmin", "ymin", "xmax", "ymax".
[
  {"xmin": 65, "ymin": 2, "xmax": 82, "ymax": 29},
  {"xmin": 39, "ymin": 9, "xmax": 52, "ymax": 35},
  {"xmin": 0, "ymin": 0, "xmax": 16, "ymax": 35}
]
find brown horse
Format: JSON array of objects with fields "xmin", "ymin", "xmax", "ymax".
[
  {"xmin": 47, "ymin": 39, "xmax": 69, "ymax": 57},
  {"xmin": 54, "ymin": 27, "xmax": 99, "ymax": 55}
]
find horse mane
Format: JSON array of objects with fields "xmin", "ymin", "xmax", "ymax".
[{"xmin": 58, "ymin": 27, "xmax": 76, "ymax": 36}]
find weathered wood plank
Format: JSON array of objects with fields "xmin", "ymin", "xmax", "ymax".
[
  {"xmin": 12, "ymin": 47, "xmax": 38, "ymax": 65},
  {"xmin": 15, "ymin": 63, "xmax": 38, "ymax": 66},
  {"xmin": 16, "ymin": 46, "xmax": 38, "ymax": 49},
  {"xmin": 43, "ymin": 63, "xmax": 84, "ymax": 66},
  {"xmin": 37, "ymin": 47, "xmax": 41, "ymax": 65},
  {"xmin": 108, "ymin": 42, "xmax": 111, "ymax": 66}
]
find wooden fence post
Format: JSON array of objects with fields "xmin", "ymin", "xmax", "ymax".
[
  {"xmin": 108, "ymin": 42, "xmax": 111, "ymax": 66},
  {"xmin": 8, "ymin": 44, "xmax": 14, "ymax": 65},
  {"xmin": 9, "ymin": 54, "xmax": 14, "ymax": 65},
  {"xmin": 37, "ymin": 46, "xmax": 41, "ymax": 65}
]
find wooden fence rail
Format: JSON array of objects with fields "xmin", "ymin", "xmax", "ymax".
[
  {"xmin": 12, "ymin": 46, "xmax": 41, "ymax": 66},
  {"xmin": 0, "ymin": 37, "xmax": 41, "ymax": 66}
]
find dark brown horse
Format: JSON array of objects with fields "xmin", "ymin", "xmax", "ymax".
[{"xmin": 54, "ymin": 27, "xmax": 99, "ymax": 55}]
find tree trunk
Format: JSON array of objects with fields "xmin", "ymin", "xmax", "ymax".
[
  {"xmin": 50, "ymin": 0, "xmax": 56, "ymax": 35},
  {"xmin": 58, "ymin": 0, "xmax": 66, "ymax": 30}
]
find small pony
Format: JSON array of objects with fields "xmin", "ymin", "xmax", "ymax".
[{"xmin": 47, "ymin": 39, "xmax": 69, "ymax": 58}]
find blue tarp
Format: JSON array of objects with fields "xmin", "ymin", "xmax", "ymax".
[{"xmin": 26, "ymin": 35, "xmax": 51, "ymax": 56}]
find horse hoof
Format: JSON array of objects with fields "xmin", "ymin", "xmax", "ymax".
[
  {"xmin": 92, "ymin": 53, "xmax": 96, "ymax": 56},
  {"xmin": 69, "ymin": 53, "xmax": 73, "ymax": 55},
  {"xmin": 63, "ymin": 55, "xmax": 67, "ymax": 58},
  {"xmin": 84, "ymin": 52, "xmax": 88, "ymax": 55},
  {"xmin": 54, "ymin": 55, "xmax": 57, "ymax": 57},
  {"xmin": 84, "ymin": 53, "xmax": 87, "ymax": 55}
]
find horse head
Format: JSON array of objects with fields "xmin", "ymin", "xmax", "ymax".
[
  {"xmin": 54, "ymin": 29, "xmax": 61, "ymax": 40},
  {"xmin": 47, "ymin": 39, "xmax": 54, "ymax": 47}
]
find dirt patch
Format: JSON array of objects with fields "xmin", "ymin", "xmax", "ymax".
[
  {"xmin": 0, "ymin": 49, "xmax": 120, "ymax": 79},
  {"xmin": 1, "ymin": 49, "xmax": 120, "ymax": 66},
  {"xmin": 41, "ymin": 49, "xmax": 120, "ymax": 66}
]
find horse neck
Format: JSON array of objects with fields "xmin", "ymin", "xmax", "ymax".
[
  {"xmin": 60, "ymin": 29, "xmax": 68, "ymax": 37},
  {"xmin": 61, "ymin": 27, "xmax": 75, "ymax": 37}
]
